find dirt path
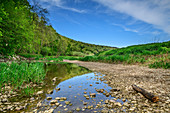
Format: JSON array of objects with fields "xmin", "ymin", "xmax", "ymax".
[{"xmin": 64, "ymin": 60, "xmax": 170, "ymax": 112}]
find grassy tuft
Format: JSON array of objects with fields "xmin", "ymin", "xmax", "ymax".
[
  {"xmin": 149, "ymin": 61, "xmax": 170, "ymax": 69},
  {"xmin": 0, "ymin": 62, "xmax": 46, "ymax": 91}
]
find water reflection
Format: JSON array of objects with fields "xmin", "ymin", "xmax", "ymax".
[
  {"xmin": 35, "ymin": 63, "xmax": 124, "ymax": 112},
  {"xmin": 25, "ymin": 63, "xmax": 125, "ymax": 112}
]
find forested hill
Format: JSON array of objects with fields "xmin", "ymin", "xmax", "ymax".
[
  {"xmin": 59, "ymin": 35, "xmax": 114, "ymax": 56},
  {"xmin": 0, "ymin": 0, "xmax": 114, "ymax": 57}
]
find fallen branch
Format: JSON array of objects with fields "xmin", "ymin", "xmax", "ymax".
[{"xmin": 132, "ymin": 84, "xmax": 159, "ymax": 102}]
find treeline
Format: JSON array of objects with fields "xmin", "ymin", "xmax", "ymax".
[
  {"xmin": 60, "ymin": 36, "xmax": 114, "ymax": 56},
  {"xmin": 0, "ymin": 0, "xmax": 114, "ymax": 57}
]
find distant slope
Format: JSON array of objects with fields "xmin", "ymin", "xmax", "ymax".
[
  {"xmin": 59, "ymin": 35, "xmax": 115, "ymax": 56},
  {"xmin": 79, "ymin": 41, "xmax": 170, "ymax": 69},
  {"xmin": 97, "ymin": 41, "xmax": 170, "ymax": 56}
]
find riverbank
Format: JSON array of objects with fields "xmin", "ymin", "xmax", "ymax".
[{"xmin": 64, "ymin": 60, "xmax": 170, "ymax": 112}]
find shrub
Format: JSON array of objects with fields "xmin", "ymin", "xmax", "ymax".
[
  {"xmin": 149, "ymin": 61, "xmax": 170, "ymax": 69},
  {"xmin": 0, "ymin": 62, "xmax": 46, "ymax": 90},
  {"xmin": 19, "ymin": 53, "xmax": 42, "ymax": 58}
]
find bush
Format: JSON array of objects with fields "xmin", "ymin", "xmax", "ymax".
[
  {"xmin": 41, "ymin": 47, "xmax": 52, "ymax": 56},
  {"xmin": 0, "ymin": 62, "xmax": 46, "ymax": 90},
  {"xmin": 149, "ymin": 61, "xmax": 170, "ymax": 69},
  {"xmin": 19, "ymin": 53, "xmax": 42, "ymax": 58}
]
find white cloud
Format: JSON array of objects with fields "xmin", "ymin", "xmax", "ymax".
[
  {"xmin": 40, "ymin": 0, "xmax": 86, "ymax": 13},
  {"xmin": 112, "ymin": 23, "xmax": 138, "ymax": 33},
  {"xmin": 93, "ymin": 0, "xmax": 170, "ymax": 34}
]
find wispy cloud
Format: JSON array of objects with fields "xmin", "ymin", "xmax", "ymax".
[
  {"xmin": 112, "ymin": 23, "xmax": 138, "ymax": 33},
  {"xmin": 93, "ymin": 0, "xmax": 170, "ymax": 34},
  {"xmin": 40, "ymin": 0, "xmax": 86, "ymax": 13}
]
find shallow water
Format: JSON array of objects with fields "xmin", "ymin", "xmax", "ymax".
[
  {"xmin": 8, "ymin": 63, "xmax": 125, "ymax": 112},
  {"xmin": 35, "ymin": 63, "xmax": 125, "ymax": 112},
  {"xmin": 39, "ymin": 72, "xmax": 124, "ymax": 112}
]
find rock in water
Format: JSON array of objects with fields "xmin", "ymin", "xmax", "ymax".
[
  {"xmin": 65, "ymin": 101, "xmax": 70, "ymax": 105},
  {"xmin": 47, "ymin": 97, "xmax": 52, "ymax": 100},
  {"xmin": 90, "ymin": 93, "xmax": 96, "ymax": 97},
  {"xmin": 47, "ymin": 90, "xmax": 53, "ymax": 94},
  {"xmin": 50, "ymin": 100, "xmax": 58, "ymax": 104}
]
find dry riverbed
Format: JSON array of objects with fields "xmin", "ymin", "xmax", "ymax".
[{"xmin": 64, "ymin": 60, "xmax": 170, "ymax": 112}]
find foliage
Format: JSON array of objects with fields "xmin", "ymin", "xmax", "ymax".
[
  {"xmin": 0, "ymin": 62, "xmax": 46, "ymax": 90},
  {"xmin": 62, "ymin": 36, "xmax": 114, "ymax": 56},
  {"xmin": 0, "ymin": 0, "xmax": 60, "ymax": 56},
  {"xmin": 59, "ymin": 56, "xmax": 81, "ymax": 60},
  {"xmin": 149, "ymin": 61, "xmax": 170, "ymax": 69},
  {"xmin": 80, "ymin": 41, "xmax": 170, "ymax": 69},
  {"xmin": 97, "ymin": 42, "xmax": 170, "ymax": 56},
  {"xmin": 19, "ymin": 53, "xmax": 43, "ymax": 58}
]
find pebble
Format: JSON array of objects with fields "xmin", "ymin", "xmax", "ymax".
[
  {"xmin": 56, "ymin": 88, "xmax": 60, "ymax": 91},
  {"xmin": 47, "ymin": 109, "xmax": 54, "ymax": 113},
  {"xmin": 50, "ymin": 100, "xmax": 58, "ymax": 104},
  {"xmin": 83, "ymin": 102, "xmax": 88, "ymax": 105},
  {"xmin": 62, "ymin": 97, "xmax": 67, "ymax": 100},
  {"xmin": 90, "ymin": 93, "xmax": 96, "ymax": 97},
  {"xmin": 64, "ymin": 108, "xmax": 68, "ymax": 111},
  {"xmin": 123, "ymin": 102, "xmax": 129, "ymax": 107},
  {"xmin": 47, "ymin": 97, "xmax": 52, "ymax": 100},
  {"xmin": 15, "ymin": 106, "xmax": 24, "ymax": 111},
  {"xmin": 105, "ymin": 93, "xmax": 110, "ymax": 97},
  {"xmin": 52, "ymin": 77, "xmax": 57, "ymax": 82},
  {"xmin": 37, "ymin": 102, "xmax": 42, "ymax": 108},
  {"xmin": 7, "ymin": 105, "xmax": 13, "ymax": 110},
  {"xmin": 114, "ymin": 102, "xmax": 122, "ymax": 107},
  {"xmin": 129, "ymin": 107, "xmax": 136, "ymax": 111},
  {"xmin": 84, "ymin": 95, "xmax": 88, "ymax": 97},
  {"xmin": 55, "ymin": 103, "xmax": 60, "ymax": 106},
  {"xmin": 36, "ymin": 91, "xmax": 43, "ymax": 95},
  {"xmin": 55, "ymin": 97, "xmax": 60, "ymax": 100},
  {"xmin": 1, "ymin": 98, "xmax": 8, "ymax": 103},
  {"xmin": 105, "ymin": 100, "xmax": 109, "ymax": 104},
  {"xmin": 122, "ymin": 98, "xmax": 126, "ymax": 102},
  {"xmin": 86, "ymin": 97, "xmax": 90, "ymax": 99},
  {"xmin": 47, "ymin": 90, "xmax": 53, "ymax": 94},
  {"xmin": 65, "ymin": 101, "xmax": 70, "ymax": 105},
  {"xmin": 76, "ymin": 107, "xmax": 80, "ymax": 111}
]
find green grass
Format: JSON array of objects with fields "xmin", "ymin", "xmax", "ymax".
[
  {"xmin": 34, "ymin": 56, "xmax": 63, "ymax": 62},
  {"xmin": 149, "ymin": 61, "xmax": 170, "ymax": 69},
  {"xmin": 78, "ymin": 41, "xmax": 170, "ymax": 69},
  {"xmin": 59, "ymin": 56, "xmax": 81, "ymax": 60},
  {"xmin": 97, "ymin": 42, "xmax": 170, "ymax": 56},
  {"xmin": 0, "ymin": 62, "xmax": 46, "ymax": 93}
]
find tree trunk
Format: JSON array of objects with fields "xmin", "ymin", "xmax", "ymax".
[{"xmin": 132, "ymin": 84, "xmax": 159, "ymax": 102}]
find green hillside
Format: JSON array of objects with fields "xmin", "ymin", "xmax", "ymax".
[
  {"xmin": 59, "ymin": 35, "xmax": 114, "ymax": 57},
  {"xmin": 79, "ymin": 41, "xmax": 170, "ymax": 69}
]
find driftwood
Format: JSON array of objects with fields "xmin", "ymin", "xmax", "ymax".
[{"xmin": 132, "ymin": 84, "xmax": 159, "ymax": 102}]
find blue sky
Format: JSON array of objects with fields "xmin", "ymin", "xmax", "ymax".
[{"xmin": 37, "ymin": 0, "xmax": 170, "ymax": 47}]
